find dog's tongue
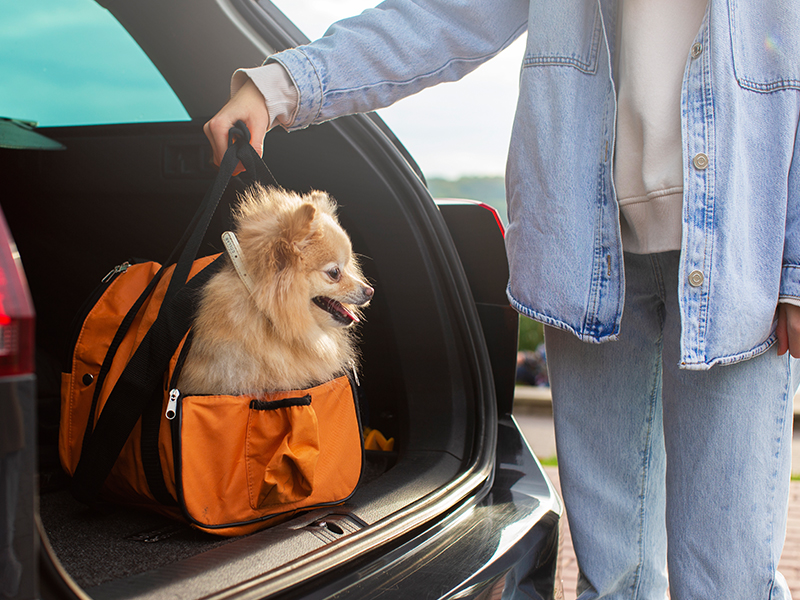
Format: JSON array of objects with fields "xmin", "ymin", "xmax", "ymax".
[
  {"xmin": 333, "ymin": 301, "xmax": 359, "ymax": 323},
  {"xmin": 314, "ymin": 297, "xmax": 359, "ymax": 324}
]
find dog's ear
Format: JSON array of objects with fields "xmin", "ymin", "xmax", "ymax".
[
  {"xmin": 306, "ymin": 191, "xmax": 328, "ymax": 205},
  {"xmin": 306, "ymin": 190, "xmax": 337, "ymax": 212},
  {"xmin": 272, "ymin": 203, "xmax": 318, "ymax": 269}
]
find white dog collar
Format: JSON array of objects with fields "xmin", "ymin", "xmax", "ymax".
[{"xmin": 221, "ymin": 231, "xmax": 255, "ymax": 295}]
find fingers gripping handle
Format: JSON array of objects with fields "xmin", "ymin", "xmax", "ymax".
[
  {"xmin": 229, "ymin": 120, "xmax": 278, "ymax": 187},
  {"xmin": 228, "ymin": 119, "xmax": 251, "ymax": 146}
]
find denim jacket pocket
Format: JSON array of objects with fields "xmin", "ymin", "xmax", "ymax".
[
  {"xmin": 523, "ymin": 0, "xmax": 604, "ymax": 74},
  {"xmin": 729, "ymin": 0, "xmax": 800, "ymax": 92}
]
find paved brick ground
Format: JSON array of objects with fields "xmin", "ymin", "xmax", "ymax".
[
  {"xmin": 781, "ymin": 480, "xmax": 800, "ymax": 596},
  {"xmin": 542, "ymin": 466, "xmax": 577, "ymax": 600},
  {"xmin": 543, "ymin": 466, "xmax": 800, "ymax": 600}
]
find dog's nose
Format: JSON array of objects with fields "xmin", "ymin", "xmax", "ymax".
[{"xmin": 363, "ymin": 285, "xmax": 374, "ymax": 299}]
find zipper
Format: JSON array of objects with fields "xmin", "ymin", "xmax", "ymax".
[
  {"xmin": 165, "ymin": 330, "xmax": 194, "ymax": 422},
  {"xmin": 101, "ymin": 261, "xmax": 132, "ymax": 283},
  {"xmin": 166, "ymin": 389, "xmax": 180, "ymax": 420},
  {"xmin": 166, "ymin": 338, "xmax": 194, "ymax": 519},
  {"xmin": 65, "ymin": 260, "xmax": 136, "ymax": 370}
]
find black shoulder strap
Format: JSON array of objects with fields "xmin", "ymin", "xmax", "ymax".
[
  {"xmin": 163, "ymin": 123, "xmax": 276, "ymax": 307},
  {"xmin": 70, "ymin": 125, "xmax": 272, "ymax": 505}
]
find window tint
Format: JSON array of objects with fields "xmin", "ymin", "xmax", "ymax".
[{"xmin": 0, "ymin": 0, "xmax": 190, "ymax": 127}]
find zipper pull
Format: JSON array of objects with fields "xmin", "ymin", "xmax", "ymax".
[
  {"xmin": 166, "ymin": 389, "xmax": 180, "ymax": 420},
  {"xmin": 101, "ymin": 261, "xmax": 131, "ymax": 283}
]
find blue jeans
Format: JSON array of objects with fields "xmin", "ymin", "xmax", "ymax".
[{"xmin": 546, "ymin": 251, "xmax": 799, "ymax": 599}]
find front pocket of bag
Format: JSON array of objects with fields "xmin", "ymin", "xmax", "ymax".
[{"xmin": 245, "ymin": 396, "xmax": 320, "ymax": 510}]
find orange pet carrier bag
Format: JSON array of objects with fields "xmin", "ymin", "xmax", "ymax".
[{"xmin": 59, "ymin": 124, "xmax": 364, "ymax": 536}]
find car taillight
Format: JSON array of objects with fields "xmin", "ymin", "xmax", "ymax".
[
  {"xmin": 473, "ymin": 201, "xmax": 506, "ymax": 237},
  {"xmin": 0, "ymin": 210, "xmax": 35, "ymax": 376}
]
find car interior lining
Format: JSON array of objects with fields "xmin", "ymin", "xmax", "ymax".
[{"xmin": 0, "ymin": 116, "xmax": 485, "ymax": 597}]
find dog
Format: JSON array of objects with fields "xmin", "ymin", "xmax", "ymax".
[{"xmin": 177, "ymin": 183, "xmax": 373, "ymax": 396}]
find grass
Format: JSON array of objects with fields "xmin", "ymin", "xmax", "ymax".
[{"xmin": 539, "ymin": 455, "xmax": 558, "ymax": 467}]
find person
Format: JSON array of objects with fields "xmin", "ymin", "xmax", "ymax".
[{"xmin": 204, "ymin": 1, "xmax": 800, "ymax": 597}]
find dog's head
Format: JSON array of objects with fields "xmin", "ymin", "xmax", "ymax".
[{"xmin": 232, "ymin": 184, "xmax": 373, "ymax": 341}]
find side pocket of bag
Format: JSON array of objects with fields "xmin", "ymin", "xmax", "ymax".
[
  {"xmin": 60, "ymin": 260, "xmax": 161, "ymax": 475},
  {"xmin": 245, "ymin": 396, "xmax": 320, "ymax": 510}
]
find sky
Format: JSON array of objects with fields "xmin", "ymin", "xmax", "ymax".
[
  {"xmin": 273, "ymin": 0, "xmax": 527, "ymax": 180},
  {"xmin": 0, "ymin": 0, "xmax": 525, "ymax": 180}
]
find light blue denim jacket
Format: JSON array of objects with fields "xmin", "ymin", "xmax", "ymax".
[{"xmin": 270, "ymin": 0, "xmax": 800, "ymax": 370}]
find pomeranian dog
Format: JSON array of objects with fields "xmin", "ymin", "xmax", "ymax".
[{"xmin": 177, "ymin": 183, "xmax": 373, "ymax": 396}]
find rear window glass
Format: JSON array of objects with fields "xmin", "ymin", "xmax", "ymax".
[
  {"xmin": 270, "ymin": 0, "xmax": 377, "ymax": 41},
  {"xmin": 0, "ymin": 0, "xmax": 190, "ymax": 127}
]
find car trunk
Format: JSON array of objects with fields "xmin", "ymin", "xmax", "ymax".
[{"xmin": 0, "ymin": 115, "xmax": 498, "ymax": 598}]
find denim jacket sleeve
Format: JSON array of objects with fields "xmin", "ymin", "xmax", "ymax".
[
  {"xmin": 267, "ymin": 0, "xmax": 528, "ymax": 131},
  {"xmin": 781, "ymin": 115, "xmax": 800, "ymax": 303}
]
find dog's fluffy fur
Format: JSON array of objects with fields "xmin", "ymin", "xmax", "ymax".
[{"xmin": 177, "ymin": 184, "xmax": 373, "ymax": 396}]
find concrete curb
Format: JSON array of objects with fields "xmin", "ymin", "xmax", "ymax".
[{"xmin": 513, "ymin": 386, "xmax": 554, "ymax": 411}]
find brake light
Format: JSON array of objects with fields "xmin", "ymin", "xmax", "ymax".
[
  {"xmin": 0, "ymin": 210, "xmax": 35, "ymax": 376},
  {"xmin": 473, "ymin": 201, "xmax": 505, "ymax": 236},
  {"xmin": 435, "ymin": 198, "xmax": 506, "ymax": 237}
]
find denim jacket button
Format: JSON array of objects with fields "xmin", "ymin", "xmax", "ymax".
[
  {"xmin": 691, "ymin": 42, "xmax": 703, "ymax": 59},
  {"xmin": 693, "ymin": 153, "xmax": 709, "ymax": 170},
  {"xmin": 689, "ymin": 270, "xmax": 704, "ymax": 287}
]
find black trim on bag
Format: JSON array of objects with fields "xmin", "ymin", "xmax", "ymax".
[
  {"xmin": 168, "ymin": 330, "xmax": 195, "ymax": 391},
  {"xmin": 140, "ymin": 383, "xmax": 178, "ymax": 506},
  {"xmin": 249, "ymin": 395, "xmax": 312, "ymax": 411},
  {"xmin": 140, "ymin": 259, "xmax": 225, "ymax": 507}
]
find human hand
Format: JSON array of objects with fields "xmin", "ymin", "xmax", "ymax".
[
  {"xmin": 203, "ymin": 78, "xmax": 270, "ymax": 175},
  {"xmin": 776, "ymin": 303, "xmax": 800, "ymax": 358}
]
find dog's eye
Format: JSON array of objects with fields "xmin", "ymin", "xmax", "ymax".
[{"xmin": 327, "ymin": 267, "xmax": 341, "ymax": 282}]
